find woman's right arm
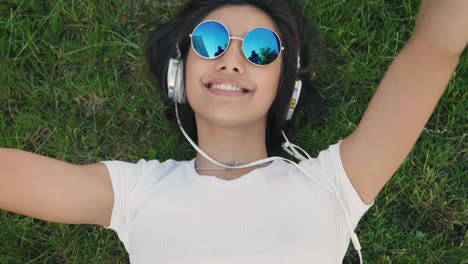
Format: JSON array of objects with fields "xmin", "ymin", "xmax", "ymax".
[{"xmin": 0, "ymin": 148, "xmax": 114, "ymax": 227}]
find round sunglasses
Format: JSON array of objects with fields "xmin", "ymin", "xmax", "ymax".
[{"xmin": 189, "ymin": 20, "xmax": 284, "ymax": 66}]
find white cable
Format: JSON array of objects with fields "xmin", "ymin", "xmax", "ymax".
[
  {"xmin": 175, "ymin": 103, "xmax": 280, "ymax": 169},
  {"xmin": 175, "ymin": 103, "xmax": 332, "ymax": 191},
  {"xmin": 281, "ymin": 133, "xmax": 364, "ymax": 264},
  {"xmin": 175, "ymin": 102, "xmax": 363, "ymax": 264}
]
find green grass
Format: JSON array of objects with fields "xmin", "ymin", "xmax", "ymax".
[{"xmin": 0, "ymin": 0, "xmax": 466, "ymax": 263}]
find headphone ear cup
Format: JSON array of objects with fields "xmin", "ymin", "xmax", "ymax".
[
  {"xmin": 167, "ymin": 58, "xmax": 179, "ymax": 102},
  {"xmin": 174, "ymin": 60, "xmax": 185, "ymax": 103},
  {"xmin": 285, "ymin": 79, "xmax": 302, "ymax": 121},
  {"xmin": 167, "ymin": 58, "xmax": 186, "ymax": 103}
]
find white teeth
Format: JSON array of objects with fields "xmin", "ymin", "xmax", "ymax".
[{"xmin": 211, "ymin": 83, "xmax": 244, "ymax": 92}]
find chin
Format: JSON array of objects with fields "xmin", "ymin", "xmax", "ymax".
[{"xmin": 197, "ymin": 112, "xmax": 267, "ymax": 129}]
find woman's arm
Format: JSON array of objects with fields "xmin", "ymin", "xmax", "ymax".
[
  {"xmin": 0, "ymin": 148, "xmax": 114, "ymax": 226},
  {"xmin": 340, "ymin": 0, "xmax": 468, "ymax": 204}
]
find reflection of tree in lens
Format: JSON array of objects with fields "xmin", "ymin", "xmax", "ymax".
[
  {"xmin": 214, "ymin": 46, "xmax": 223, "ymax": 57},
  {"xmin": 259, "ymin": 47, "xmax": 278, "ymax": 65},
  {"xmin": 248, "ymin": 50, "xmax": 261, "ymax": 64},
  {"xmin": 213, "ymin": 44, "xmax": 228, "ymax": 57}
]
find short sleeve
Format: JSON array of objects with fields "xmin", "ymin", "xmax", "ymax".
[
  {"xmin": 99, "ymin": 159, "xmax": 155, "ymax": 248},
  {"xmin": 300, "ymin": 140, "xmax": 374, "ymax": 229}
]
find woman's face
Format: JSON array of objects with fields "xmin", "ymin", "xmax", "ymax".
[{"xmin": 185, "ymin": 5, "xmax": 283, "ymax": 128}]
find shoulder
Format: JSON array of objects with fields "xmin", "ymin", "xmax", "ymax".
[
  {"xmin": 299, "ymin": 141, "xmax": 374, "ymax": 205},
  {"xmin": 100, "ymin": 158, "xmax": 191, "ymax": 187},
  {"xmin": 101, "ymin": 158, "xmax": 188, "ymax": 173}
]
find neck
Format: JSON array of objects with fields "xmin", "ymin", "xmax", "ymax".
[{"xmin": 194, "ymin": 117, "xmax": 269, "ymax": 177}]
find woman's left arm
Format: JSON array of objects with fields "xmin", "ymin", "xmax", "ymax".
[{"xmin": 340, "ymin": 0, "xmax": 468, "ymax": 205}]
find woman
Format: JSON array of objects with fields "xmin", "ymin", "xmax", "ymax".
[{"xmin": 1, "ymin": 0, "xmax": 466, "ymax": 263}]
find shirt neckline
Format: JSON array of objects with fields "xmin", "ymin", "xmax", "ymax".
[{"xmin": 188, "ymin": 158, "xmax": 278, "ymax": 184}]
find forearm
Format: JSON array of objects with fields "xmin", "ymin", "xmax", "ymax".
[
  {"xmin": 357, "ymin": 38, "xmax": 461, "ymax": 152},
  {"xmin": 345, "ymin": 37, "xmax": 462, "ymax": 203}
]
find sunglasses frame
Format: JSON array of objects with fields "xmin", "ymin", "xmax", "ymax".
[{"xmin": 189, "ymin": 20, "xmax": 285, "ymax": 66}]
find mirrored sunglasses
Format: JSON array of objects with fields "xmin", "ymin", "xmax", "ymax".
[{"xmin": 189, "ymin": 20, "xmax": 284, "ymax": 66}]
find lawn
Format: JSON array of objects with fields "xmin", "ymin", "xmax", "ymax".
[{"xmin": 0, "ymin": 0, "xmax": 466, "ymax": 263}]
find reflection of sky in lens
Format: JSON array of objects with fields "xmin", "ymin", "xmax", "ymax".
[
  {"xmin": 244, "ymin": 28, "xmax": 280, "ymax": 64},
  {"xmin": 193, "ymin": 21, "xmax": 229, "ymax": 58}
]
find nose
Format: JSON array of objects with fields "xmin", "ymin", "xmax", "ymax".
[{"xmin": 215, "ymin": 38, "xmax": 246, "ymax": 74}]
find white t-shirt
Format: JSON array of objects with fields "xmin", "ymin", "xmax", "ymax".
[{"xmin": 101, "ymin": 141, "xmax": 373, "ymax": 264}]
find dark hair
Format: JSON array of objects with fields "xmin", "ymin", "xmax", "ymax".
[{"xmin": 146, "ymin": 0, "xmax": 326, "ymax": 155}]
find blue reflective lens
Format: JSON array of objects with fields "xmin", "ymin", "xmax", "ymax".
[
  {"xmin": 244, "ymin": 28, "xmax": 281, "ymax": 65},
  {"xmin": 192, "ymin": 21, "xmax": 230, "ymax": 58}
]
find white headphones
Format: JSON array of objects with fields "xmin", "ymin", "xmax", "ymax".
[{"xmin": 166, "ymin": 44, "xmax": 302, "ymax": 121}]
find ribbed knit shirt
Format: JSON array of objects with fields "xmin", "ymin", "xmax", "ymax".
[{"xmin": 101, "ymin": 141, "xmax": 373, "ymax": 264}]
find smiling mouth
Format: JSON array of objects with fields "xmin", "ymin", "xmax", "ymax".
[{"xmin": 205, "ymin": 83, "xmax": 251, "ymax": 94}]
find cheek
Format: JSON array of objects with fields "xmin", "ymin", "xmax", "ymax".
[
  {"xmin": 261, "ymin": 63, "xmax": 282, "ymax": 103},
  {"xmin": 185, "ymin": 51, "xmax": 203, "ymax": 102},
  {"xmin": 185, "ymin": 50, "xmax": 198, "ymax": 84}
]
